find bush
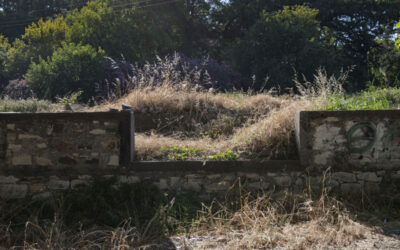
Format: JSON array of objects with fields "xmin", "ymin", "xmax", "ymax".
[
  {"xmin": 0, "ymin": 35, "xmax": 10, "ymax": 89},
  {"xmin": 99, "ymin": 53, "xmax": 243, "ymax": 99},
  {"xmin": 26, "ymin": 43, "xmax": 105, "ymax": 102}
]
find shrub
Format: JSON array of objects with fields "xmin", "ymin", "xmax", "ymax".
[
  {"xmin": 0, "ymin": 35, "xmax": 10, "ymax": 89},
  {"xmin": 98, "ymin": 53, "xmax": 243, "ymax": 99},
  {"xmin": 26, "ymin": 43, "xmax": 105, "ymax": 102}
]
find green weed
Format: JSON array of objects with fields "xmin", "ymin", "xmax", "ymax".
[
  {"xmin": 208, "ymin": 150, "xmax": 239, "ymax": 161},
  {"xmin": 322, "ymin": 87, "xmax": 400, "ymax": 110},
  {"xmin": 162, "ymin": 145, "xmax": 204, "ymax": 160}
]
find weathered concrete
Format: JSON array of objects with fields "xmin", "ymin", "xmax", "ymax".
[{"xmin": 295, "ymin": 110, "xmax": 400, "ymax": 169}]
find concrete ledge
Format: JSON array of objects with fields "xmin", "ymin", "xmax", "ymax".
[{"xmin": 4, "ymin": 160, "xmax": 302, "ymax": 178}]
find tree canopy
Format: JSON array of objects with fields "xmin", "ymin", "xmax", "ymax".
[{"xmin": 1, "ymin": 0, "xmax": 400, "ymax": 100}]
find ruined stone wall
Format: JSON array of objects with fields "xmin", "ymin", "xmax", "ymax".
[
  {"xmin": 295, "ymin": 110, "xmax": 400, "ymax": 169},
  {"xmin": 0, "ymin": 111, "xmax": 134, "ymax": 172}
]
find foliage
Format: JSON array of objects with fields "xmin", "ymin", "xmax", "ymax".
[
  {"xmin": 322, "ymin": 87, "xmax": 400, "ymax": 111},
  {"xmin": 26, "ymin": 43, "xmax": 105, "ymax": 102},
  {"xmin": 22, "ymin": 17, "xmax": 69, "ymax": 60},
  {"xmin": 162, "ymin": 145, "xmax": 203, "ymax": 161},
  {"xmin": 2, "ymin": 78, "xmax": 31, "ymax": 98},
  {"xmin": 0, "ymin": 98, "xmax": 55, "ymax": 112},
  {"xmin": 208, "ymin": 150, "xmax": 239, "ymax": 161},
  {"xmin": 99, "ymin": 54, "xmax": 242, "ymax": 99},
  {"xmin": 396, "ymin": 22, "xmax": 400, "ymax": 48},
  {"xmin": 0, "ymin": 35, "xmax": 10, "ymax": 89},
  {"xmin": 231, "ymin": 5, "xmax": 341, "ymax": 91},
  {"xmin": 368, "ymin": 39, "xmax": 400, "ymax": 87}
]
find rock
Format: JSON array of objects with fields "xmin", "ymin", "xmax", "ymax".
[
  {"xmin": 357, "ymin": 172, "xmax": 382, "ymax": 183},
  {"xmin": 332, "ymin": 172, "xmax": 356, "ymax": 183},
  {"xmin": 12, "ymin": 154, "xmax": 32, "ymax": 165},
  {"xmin": 89, "ymin": 129, "xmax": 106, "ymax": 135},
  {"xmin": 35, "ymin": 157, "xmax": 53, "ymax": 166},
  {"xmin": 108, "ymin": 155, "xmax": 119, "ymax": 166},
  {"xmin": 0, "ymin": 184, "xmax": 28, "ymax": 199}
]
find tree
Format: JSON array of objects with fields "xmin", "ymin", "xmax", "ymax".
[
  {"xmin": 26, "ymin": 43, "xmax": 105, "ymax": 101},
  {"xmin": 368, "ymin": 39, "xmax": 400, "ymax": 87},
  {"xmin": 0, "ymin": 35, "xmax": 10, "ymax": 89},
  {"xmin": 231, "ymin": 5, "xmax": 342, "ymax": 90}
]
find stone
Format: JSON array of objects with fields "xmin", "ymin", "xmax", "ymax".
[
  {"xmin": 6, "ymin": 124, "xmax": 15, "ymax": 130},
  {"xmin": 48, "ymin": 180, "xmax": 70, "ymax": 190},
  {"xmin": 273, "ymin": 175, "xmax": 292, "ymax": 187},
  {"xmin": 71, "ymin": 179, "xmax": 90, "ymax": 188},
  {"xmin": 32, "ymin": 192, "xmax": 51, "ymax": 199},
  {"xmin": 169, "ymin": 177, "xmax": 181, "ymax": 186},
  {"xmin": 89, "ymin": 129, "xmax": 106, "ymax": 135},
  {"xmin": 357, "ymin": 172, "xmax": 382, "ymax": 183},
  {"xmin": 58, "ymin": 156, "xmax": 77, "ymax": 164},
  {"xmin": 332, "ymin": 172, "xmax": 356, "ymax": 183},
  {"xmin": 37, "ymin": 143, "xmax": 47, "ymax": 149},
  {"xmin": 108, "ymin": 155, "xmax": 119, "ymax": 166},
  {"xmin": 245, "ymin": 173, "xmax": 260, "ymax": 180},
  {"xmin": 7, "ymin": 133, "xmax": 16, "ymax": 143},
  {"xmin": 35, "ymin": 157, "xmax": 53, "ymax": 166},
  {"xmin": 19, "ymin": 134, "xmax": 42, "ymax": 140},
  {"xmin": 153, "ymin": 179, "xmax": 168, "ymax": 190},
  {"xmin": 207, "ymin": 174, "xmax": 221, "ymax": 180},
  {"xmin": 118, "ymin": 176, "xmax": 140, "ymax": 184},
  {"xmin": 12, "ymin": 154, "xmax": 32, "ymax": 165},
  {"xmin": 340, "ymin": 183, "xmax": 362, "ymax": 193},
  {"xmin": 8, "ymin": 144, "xmax": 22, "ymax": 151},
  {"xmin": 0, "ymin": 176, "xmax": 19, "ymax": 184},
  {"xmin": 30, "ymin": 184, "xmax": 46, "ymax": 193},
  {"xmin": 183, "ymin": 181, "xmax": 202, "ymax": 192},
  {"xmin": 0, "ymin": 184, "xmax": 28, "ymax": 199},
  {"xmin": 205, "ymin": 181, "xmax": 230, "ymax": 192}
]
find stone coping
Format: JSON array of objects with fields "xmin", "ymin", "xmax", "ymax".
[
  {"xmin": 0, "ymin": 111, "xmax": 130, "ymax": 121},
  {"xmin": 4, "ymin": 160, "xmax": 302, "ymax": 177}
]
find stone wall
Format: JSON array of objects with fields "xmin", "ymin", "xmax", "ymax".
[
  {"xmin": 295, "ymin": 110, "xmax": 400, "ymax": 169},
  {"xmin": 2, "ymin": 160, "xmax": 400, "ymax": 199},
  {"xmin": 0, "ymin": 111, "xmax": 134, "ymax": 172}
]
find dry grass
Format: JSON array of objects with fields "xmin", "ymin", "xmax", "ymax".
[
  {"xmin": 93, "ymin": 82, "xmax": 310, "ymax": 160},
  {"xmin": 172, "ymin": 187, "xmax": 400, "ymax": 249},
  {"xmin": 3, "ymin": 189, "xmax": 399, "ymax": 249}
]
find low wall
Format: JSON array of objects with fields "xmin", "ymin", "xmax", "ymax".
[
  {"xmin": 295, "ymin": 110, "xmax": 400, "ymax": 170},
  {"xmin": 1, "ymin": 160, "xmax": 400, "ymax": 199},
  {"xmin": 0, "ymin": 111, "xmax": 134, "ymax": 170},
  {"xmin": 2, "ymin": 110, "xmax": 400, "ymax": 199}
]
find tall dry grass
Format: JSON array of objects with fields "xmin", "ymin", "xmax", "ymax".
[{"xmin": 172, "ymin": 182, "xmax": 398, "ymax": 249}]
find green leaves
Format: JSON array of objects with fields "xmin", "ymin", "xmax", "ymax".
[{"xmin": 26, "ymin": 43, "xmax": 105, "ymax": 101}]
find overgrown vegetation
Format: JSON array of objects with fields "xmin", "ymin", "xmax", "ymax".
[{"xmin": 1, "ymin": 178, "xmax": 400, "ymax": 249}]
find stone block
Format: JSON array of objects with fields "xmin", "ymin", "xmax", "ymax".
[
  {"xmin": 90, "ymin": 129, "xmax": 106, "ymax": 135},
  {"xmin": 0, "ymin": 184, "xmax": 28, "ymax": 199},
  {"xmin": 71, "ymin": 179, "xmax": 90, "ymax": 188},
  {"xmin": 108, "ymin": 155, "xmax": 119, "ymax": 166},
  {"xmin": 153, "ymin": 179, "xmax": 168, "ymax": 190},
  {"xmin": 205, "ymin": 181, "xmax": 230, "ymax": 192},
  {"xmin": 357, "ymin": 172, "xmax": 382, "ymax": 183},
  {"xmin": 332, "ymin": 172, "xmax": 356, "ymax": 183},
  {"xmin": 118, "ymin": 176, "xmax": 140, "ymax": 184},
  {"xmin": 35, "ymin": 157, "xmax": 53, "ymax": 166},
  {"xmin": 37, "ymin": 143, "xmax": 47, "ymax": 149},
  {"xmin": 8, "ymin": 144, "xmax": 22, "ymax": 151},
  {"xmin": 6, "ymin": 124, "xmax": 15, "ymax": 130},
  {"xmin": 340, "ymin": 183, "xmax": 362, "ymax": 193},
  {"xmin": 48, "ymin": 180, "xmax": 70, "ymax": 190},
  {"xmin": 183, "ymin": 181, "xmax": 202, "ymax": 192},
  {"xmin": 0, "ymin": 176, "xmax": 19, "ymax": 184},
  {"xmin": 12, "ymin": 154, "xmax": 32, "ymax": 165},
  {"xmin": 19, "ymin": 134, "xmax": 42, "ymax": 140},
  {"xmin": 273, "ymin": 175, "xmax": 292, "ymax": 187}
]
